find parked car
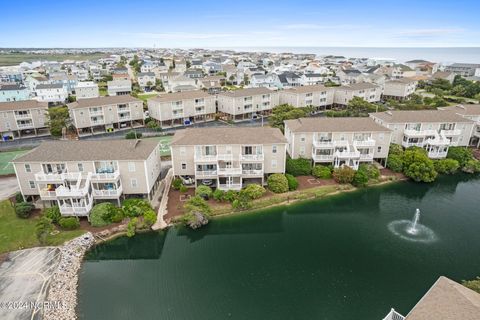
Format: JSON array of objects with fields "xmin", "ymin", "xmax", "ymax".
[{"xmin": 180, "ymin": 175, "xmax": 194, "ymax": 185}]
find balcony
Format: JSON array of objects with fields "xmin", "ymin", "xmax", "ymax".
[
  {"xmin": 172, "ymin": 112, "xmax": 184, "ymax": 119},
  {"xmin": 242, "ymin": 169, "xmax": 263, "ymax": 176},
  {"xmin": 401, "ymin": 140, "xmax": 424, "ymax": 148},
  {"xmin": 441, "ymin": 129, "xmax": 461, "ymax": 136},
  {"xmin": 240, "ymin": 154, "xmax": 264, "ymax": 161},
  {"xmin": 91, "ymin": 119, "xmax": 105, "ymax": 126},
  {"xmin": 312, "ymin": 151, "xmax": 334, "ymax": 162},
  {"xmin": 93, "ymin": 185, "xmax": 122, "ymax": 199},
  {"xmin": 55, "ymin": 185, "xmax": 89, "ymax": 198},
  {"xmin": 359, "ymin": 153, "xmax": 374, "ymax": 161},
  {"xmin": 39, "ymin": 190, "xmax": 57, "ymax": 200},
  {"xmin": 404, "ymin": 129, "xmax": 437, "ymax": 137},
  {"xmin": 89, "ymin": 110, "xmax": 103, "ymax": 116},
  {"xmin": 353, "ymin": 138, "xmax": 376, "ymax": 147},
  {"xmin": 428, "ymin": 150, "xmax": 448, "ymax": 159},
  {"xmin": 217, "ymin": 153, "xmax": 234, "ymax": 161},
  {"xmin": 91, "ymin": 170, "xmax": 120, "ymax": 181},
  {"xmin": 194, "ymin": 153, "xmax": 218, "ymax": 162},
  {"xmin": 313, "ymin": 140, "xmax": 335, "ymax": 148},
  {"xmin": 195, "ymin": 170, "xmax": 217, "ymax": 177},
  {"xmin": 35, "ymin": 172, "xmax": 64, "ymax": 182},
  {"xmin": 15, "ymin": 113, "xmax": 32, "ymax": 119},
  {"xmin": 217, "ymin": 183, "xmax": 242, "ymax": 191},
  {"xmin": 59, "ymin": 203, "xmax": 92, "ymax": 216},
  {"xmin": 17, "ymin": 122, "xmax": 34, "ymax": 129},
  {"xmin": 217, "ymin": 167, "xmax": 242, "ymax": 175},
  {"xmin": 335, "ymin": 150, "xmax": 360, "ymax": 159},
  {"xmin": 424, "ymin": 137, "xmax": 450, "ymax": 146},
  {"xmin": 119, "ymin": 115, "xmax": 131, "ymax": 122}
]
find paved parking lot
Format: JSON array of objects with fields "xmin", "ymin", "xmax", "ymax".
[{"xmin": 0, "ymin": 247, "xmax": 61, "ymax": 320}]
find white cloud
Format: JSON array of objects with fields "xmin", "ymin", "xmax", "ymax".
[
  {"xmin": 279, "ymin": 23, "xmax": 367, "ymax": 30},
  {"xmin": 122, "ymin": 32, "xmax": 237, "ymax": 40},
  {"xmin": 396, "ymin": 28, "xmax": 465, "ymax": 36}
]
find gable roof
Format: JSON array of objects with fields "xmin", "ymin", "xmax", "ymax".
[
  {"xmin": 218, "ymin": 87, "xmax": 274, "ymax": 98},
  {"xmin": 13, "ymin": 139, "xmax": 159, "ymax": 162},
  {"xmin": 405, "ymin": 276, "xmax": 480, "ymax": 320},
  {"xmin": 171, "ymin": 127, "xmax": 287, "ymax": 145},
  {"xmin": 148, "ymin": 90, "xmax": 211, "ymax": 103},
  {"xmin": 440, "ymin": 104, "xmax": 480, "ymax": 116},
  {"xmin": 285, "ymin": 117, "xmax": 390, "ymax": 133},
  {"xmin": 371, "ymin": 110, "xmax": 474, "ymax": 123},
  {"xmin": 0, "ymin": 100, "xmax": 48, "ymax": 111},
  {"xmin": 284, "ymin": 84, "xmax": 331, "ymax": 94},
  {"xmin": 67, "ymin": 95, "xmax": 140, "ymax": 109}
]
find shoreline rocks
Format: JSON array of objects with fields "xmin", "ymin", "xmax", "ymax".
[{"xmin": 43, "ymin": 232, "xmax": 96, "ymax": 320}]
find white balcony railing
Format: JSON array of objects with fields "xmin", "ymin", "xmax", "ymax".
[
  {"xmin": 15, "ymin": 113, "xmax": 32, "ymax": 119},
  {"xmin": 218, "ymin": 167, "xmax": 242, "ymax": 175},
  {"xmin": 401, "ymin": 140, "xmax": 424, "ymax": 148},
  {"xmin": 242, "ymin": 169, "xmax": 264, "ymax": 176},
  {"xmin": 217, "ymin": 154, "xmax": 234, "ymax": 161},
  {"xmin": 428, "ymin": 150, "xmax": 448, "ymax": 159},
  {"xmin": 441, "ymin": 129, "xmax": 461, "ymax": 136},
  {"xmin": 172, "ymin": 112, "xmax": 184, "ymax": 119},
  {"xmin": 335, "ymin": 150, "xmax": 360, "ymax": 159},
  {"xmin": 91, "ymin": 171, "xmax": 120, "ymax": 181},
  {"xmin": 353, "ymin": 138, "xmax": 376, "ymax": 147},
  {"xmin": 59, "ymin": 203, "xmax": 92, "ymax": 216},
  {"xmin": 359, "ymin": 153, "xmax": 374, "ymax": 161},
  {"xmin": 39, "ymin": 190, "xmax": 57, "ymax": 200},
  {"xmin": 91, "ymin": 119, "xmax": 105, "ymax": 126},
  {"xmin": 313, "ymin": 140, "xmax": 335, "ymax": 148},
  {"xmin": 194, "ymin": 154, "xmax": 218, "ymax": 162},
  {"xmin": 89, "ymin": 110, "xmax": 103, "ymax": 116},
  {"xmin": 35, "ymin": 172, "xmax": 64, "ymax": 182},
  {"xmin": 240, "ymin": 154, "xmax": 264, "ymax": 161},
  {"xmin": 217, "ymin": 183, "xmax": 242, "ymax": 191},
  {"xmin": 195, "ymin": 170, "xmax": 217, "ymax": 177},
  {"xmin": 17, "ymin": 122, "xmax": 34, "ymax": 129},
  {"xmin": 404, "ymin": 129, "xmax": 437, "ymax": 137},
  {"xmin": 425, "ymin": 137, "xmax": 450, "ymax": 146},
  {"xmin": 312, "ymin": 152, "xmax": 334, "ymax": 162},
  {"xmin": 93, "ymin": 186, "xmax": 122, "ymax": 198},
  {"xmin": 119, "ymin": 116, "xmax": 131, "ymax": 122},
  {"xmin": 55, "ymin": 185, "xmax": 89, "ymax": 197}
]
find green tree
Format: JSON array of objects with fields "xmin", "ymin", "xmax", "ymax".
[
  {"xmin": 447, "ymin": 147, "xmax": 473, "ymax": 167},
  {"xmin": 286, "ymin": 158, "xmax": 312, "ymax": 176},
  {"xmin": 46, "ymin": 106, "xmax": 71, "ymax": 137},
  {"xmin": 240, "ymin": 184, "xmax": 266, "ymax": 200},
  {"xmin": 36, "ymin": 217, "xmax": 54, "ymax": 245},
  {"xmin": 285, "ymin": 174, "xmax": 299, "ymax": 190},
  {"xmin": 347, "ymin": 97, "xmax": 384, "ymax": 116},
  {"xmin": 404, "ymin": 160, "xmax": 437, "ymax": 182},
  {"xmin": 433, "ymin": 159, "xmax": 460, "ymax": 174},
  {"xmin": 312, "ymin": 165, "xmax": 333, "ymax": 179},
  {"xmin": 332, "ymin": 166, "xmax": 355, "ymax": 184},
  {"xmin": 269, "ymin": 104, "xmax": 311, "ymax": 132},
  {"xmin": 387, "ymin": 154, "xmax": 403, "ymax": 173},
  {"xmin": 267, "ymin": 174, "xmax": 289, "ymax": 193}
]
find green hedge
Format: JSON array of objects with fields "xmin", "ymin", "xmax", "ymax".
[
  {"xmin": 267, "ymin": 174, "xmax": 289, "ymax": 193},
  {"xmin": 312, "ymin": 165, "xmax": 332, "ymax": 179},
  {"xmin": 286, "ymin": 158, "xmax": 312, "ymax": 176},
  {"xmin": 58, "ymin": 217, "xmax": 80, "ymax": 230},
  {"xmin": 240, "ymin": 184, "xmax": 266, "ymax": 199},
  {"xmin": 333, "ymin": 166, "xmax": 355, "ymax": 184},
  {"xmin": 285, "ymin": 174, "xmax": 299, "ymax": 191},
  {"xmin": 434, "ymin": 159, "xmax": 460, "ymax": 174}
]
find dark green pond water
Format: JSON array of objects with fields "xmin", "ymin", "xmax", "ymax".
[{"xmin": 77, "ymin": 175, "xmax": 480, "ymax": 320}]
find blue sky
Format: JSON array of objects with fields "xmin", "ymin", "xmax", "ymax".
[{"xmin": 2, "ymin": 0, "xmax": 480, "ymax": 48}]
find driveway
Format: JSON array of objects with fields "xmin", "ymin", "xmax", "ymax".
[{"xmin": 0, "ymin": 177, "xmax": 19, "ymax": 201}]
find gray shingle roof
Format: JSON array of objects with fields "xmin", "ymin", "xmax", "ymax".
[
  {"xmin": 218, "ymin": 87, "xmax": 275, "ymax": 98},
  {"xmin": 36, "ymin": 83, "xmax": 64, "ymax": 90},
  {"xmin": 171, "ymin": 127, "xmax": 287, "ymax": 145},
  {"xmin": 0, "ymin": 100, "xmax": 48, "ymax": 111},
  {"xmin": 371, "ymin": 110, "xmax": 474, "ymax": 123},
  {"xmin": 67, "ymin": 95, "xmax": 140, "ymax": 109},
  {"xmin": 440, "ymin": 104, "xmax": 480, "ymax": 116},
  {"xmin": 148, "ymin": 90, "xmax": 211, "ymax": 103},
  {"xmin": 285, "ymin": 117, "xmax": 391, "ymax": 133},
  {"xmin": 13, "ymin": 139, "xmax": 159, "ymax": 162}
]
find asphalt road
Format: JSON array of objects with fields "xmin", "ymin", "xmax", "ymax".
[{"xmin": 0, "ymin": 177, "xmax": 19, "ymax": 201}]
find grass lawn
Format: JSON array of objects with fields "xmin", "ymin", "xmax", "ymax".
[
  {"xmin": 0, "ymin": 200, "xmax": 85, "ymax": 254},
  {"xmin": 0, "ymin": 149, "xmax": 31, "ymax": 176},
  {"xmin": 144, "ymin": 135, "xmax": 173, "ymax": 156},
  {"xmin": 137, "ymin": 93, "xmax": 157, "ymax": 102},
  {"xmin": 0, "ymin": 53, "xmax": 107, "ymax": 67}
]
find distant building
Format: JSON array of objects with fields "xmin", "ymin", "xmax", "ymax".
[
  {"xmin": 333, "ymin": 83, "xmax": 382, "ymax": 106},
  {"xmin": 382, "ymin": 78, "xmax": 418, "ymax": 100},
  {"xmin": 0, "ymin": 84, "xmax": 30, "ymax": 102},
  {"xmin": 280, "ymin": 84, "xmax": 334, "ymax": 111},
  {"xmin": 445, "ymin": 63, "xmax": 480, "ymax": 77},
  {"xmin": 137, "ymin": 72, "xmax": 156, "ymax": 91},
  {"xmin": 107, "ymin": 79, "xmax": 132, "ymax": 96},
  {"xmin": 35, "ymin": 83, "xmax": 68, "ymax": 104},
  {"xmin": 75, "ymin": 81, "xmax": 99, "ymax": 100},
  {"xmin": 0, "ymin": 100, "xmax": 49, "ymax": 141}
]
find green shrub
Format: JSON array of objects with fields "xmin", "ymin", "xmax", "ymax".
[
  {"xmin": 212, "ymin": 189, "xmax": 225, "ymax": 201},
  {"xmin": 126, "ymin": 218, "xmax": 138, "ymax": 237},
  {"xmin": 195, "ymin": 185, "xmax": 213, "ymax": 199},
  {"xmin": 353, "ymin": 169, "xmax": 369, "ymax": 187},
  {"xmin": 15, "ymin": 202, "xmax": 34, "ymax": 219},
  {"xmin": 179, "ymin": 185, "xmax": 188, "ymax": 193},
  {"xmin": 45, "ymin": 206, "xmax": 61, "ymax": 224},
  {"xmin": 184, "ymin": 196, "xmax": 211, "ymax": 215},
  {"xmin": 36, "ymin": 216, "xmax": 54, "ymax": 245},
  {"xmin": 447, "ymin": 147, "xmax": 473, "ymax": 167},
  {"xmin": 267, "ymin": 174, "xmax": 289, "ymax": 193},
  {"xmin": 232, "ymin": 193, "xmax": 252, "ymax": 210},
  {"xmin": 143, "ymin": 210, "xmax": 157, "ymax": 227},
  {"xmin": 389, "ymin": 144, "xmax": 404, "ymax": 156},
  {"xmin": 312, "ymin": 165, "xmax": 332, "ymax": 179},
  {"xmin": 15, "ymin": 192, "xmax": 24, "ymax": 203},
  {"xmin": 332, "ymin": 166, "xmax": 355, "ymax": 184},
  {"xmin": 125, "ymin": 131, "xmax": 142, "ymax": 139},
  {"xmin": 404, "ymin": 160, "xmax": 437, "ymax": 182},
  {"xmin": 359, "ymin": 164, "xmax": 380, "ymax": 180},
  {"xmin": 108, "ymin": 206, "xmax": 125, "ymax": 223},
  {"xmin": 462, "ymin": 159, "xmax": 480, "ymax": 174},
  {"xmin": 224, "ymin": 190, "xmax": 239, "ymax": 202},
  {"xmin": 172, "ymin": 178, "xmax": 183, "ymax": 190},
  {"xmin": 387, "ymin": 154, "xmax": 404, "ymax": 173},
  {"xmin": 240, "ymin": 184, "xmax": 266, "ymax": 200},
  {"xmin": 434, "ymin": 159, "xmax": 460, "ymax": 174},
  {"xmin": 285, "ymin": 174, "xmax": 299, "ymax": 191},
  {"xmin": 403, "ymin": 147, "xmax": 429, "ymax": 169},
  {"xmin": 58, "ymin": 217, "xmax": 80, "ymax": 230},
  {"xmin": 122, "ymin": 198, "xmax": 153, "ymax": 217},
  {"xmin": 286, "ymin": 158, "xmax": 312, "ymax": 176},
  {"xmin": 462, "ymin": 277, "xmax": 480, "ymax": 294},
  {"xmin": 90, "ymin": 203, "xmax": 112, "ymax": 227}
]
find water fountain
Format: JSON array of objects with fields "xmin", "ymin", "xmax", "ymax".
[{"xmin": 388, "ymin": 208, "xmax": 437, "ymax": 243}]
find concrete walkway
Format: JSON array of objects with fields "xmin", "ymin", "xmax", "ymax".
[{"xmin": 152, "ymin": 168, "xmax": 173, "ymax": 230}]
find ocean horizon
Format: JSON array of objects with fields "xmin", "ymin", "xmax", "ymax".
[{"xmin": 207, "ymin": 46, "xmax": 480, "ymax": 64}]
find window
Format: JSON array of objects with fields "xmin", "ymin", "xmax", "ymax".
[
  {"xmin": 377, "ymin": 146, "xmax": 382, "ymax": 153},
  {"xmin": 131, "ymin": 178, "xmax": 138, "ymax": 188},
  {"xmin": 181, "ymin": 163, "xmax": 187, "ymax": 170},
  {"xmin": 77, "ymin": 163, "xmax": 83, "ymax": 172},
  {"xmin": 24, "ymin": 164, "xmax": 31, "ymax": 173},
  {"xmin": 300, "ymin": 134, "xmax": 306, "ymax": 142},
  {"xmin": 128, "ymin": 162, "xmax": 136, "ymax": 172},
  {"xmin": 272, "ymin": 145, "xmax": 277, "ymax": 154},
  {"xmin": 300, "ymin": 146, "xmax": 306, "ymax": 155},
  {"xmin": 29, "ymin": 181, "xmax": 35, "ymax": 189},
  {"xmin": 271, "ymin": 159, "xmax": 277, "ymax": 169}
]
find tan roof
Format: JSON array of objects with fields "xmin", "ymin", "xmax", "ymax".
[
  {"xmin": 283, "ymin": 84, "xmax": 332, "ymax": 94},
  {"xmin": 440, "ymin": 104, "xmax": 480, "ymax": 116},
  {"xmin": 432, "ymin": 71, "xmax": 453, "ymax": 79},
  {"xmin": 171, "ymin": 127, "xmax": 287, "ymax": 146},
  {"xmin": 339, "ymin": 83, "xmax": 380, "ymax": 91},
  {"xmin": 149, "ymin": 90, "xmax": 211, "ymax": 103},
  {"xmin": 386, "ymin": 78, "xmax": 418, "ymax": 84},
  {"xmin": 285, "ymin": 117, "xmax": 390, "ymax": 133},
  {"xmin": 219, "ymin": 87, "xmax": 275, "ymax": 98},
  {"xmin": 405, "ymin": 276, "xmax": 480, "ymax": 320},
  {"xmin": 370, "ymin": 110, "xmax": 474, "ymax": 123},
  {"xmin": 0, "ymin": 100, "xmax": 48, "ymax": 111},
  {"xmin": 13, "ymin": 139, "xmax": 159, "ymax": 162},
  {"xmin": 67, "ymin": 95, "xmax": 140, "ymax": 109}
]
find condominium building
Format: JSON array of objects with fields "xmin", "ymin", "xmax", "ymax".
[
  {"xmin": 147, "ymin": 91, "xmax": 216, "ymax": 128},
  {"xmin": 333, "ymin": 83, "xmax": 382, "ymax": 106},
  {"xmin": 35, "ymin": 83, "xmax": 68, "ymax": 104},
  {"xmin": 0, "ymin": 100, "xmax": 49, "ymax": 141},
  {"xmin": 170, "ymin": 127, "xmax": 287, "ymax": 190},
  {"xmin": 12, "ymin": 140, "xmax": 162, "ymax": 216},
  {"xmin": 107, "ymin": 79, "xmax": 132, "ymax": 96},
  {"xmin": 67, "ymin": 95, "xmax": 144, "ymax": 136},
  {"xmin": 284, "ymin": 117, "xmax": 391, "ymax": 170},
  {"xmin": 382, "ymin": 78, "xmax": 418, "ymax": 100},
  {"xmin": 217, "ymin": 87, "xmax": 280, "ymax": 121},
  {"xmin": 75, "ymin": 81, "xmax": 99, "ymax": 100},
  {"xmin": 279, "ymin": 84, "xmax": 334, "ymax": 111},
  {"xmin": 439, "ymin": 104, "xmax": 480, "ymax": 147},
  {"xmin": 370, "ymin": 110, "xmax": 475, "ymax": 159}
]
